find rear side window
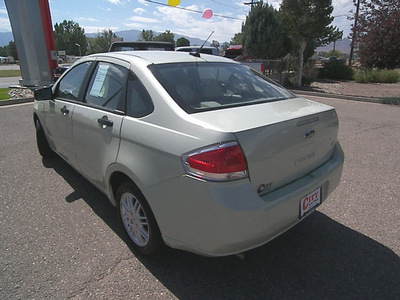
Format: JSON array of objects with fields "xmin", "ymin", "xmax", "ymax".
[
  {"xmin": 126, "ymin": 72, "xmax": 154, "ymax": 118},
  {"xmin": 149, "ymin": 62, "xmax": 294, "ymax": 113},
  {"xmin": 85, "ymin": 62, "xmax": 127, "ymax": 111},
  {"xmin": 55, "ymin": 62, "xmax": 91, "ymax": 101}
]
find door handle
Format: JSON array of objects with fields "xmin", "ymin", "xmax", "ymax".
[
  {"xmin": 60, "ymin": 106, "xmax": 69, "ymax": 115},
  {"xmin": 97, "ymin": 115, "xmax": 113, "ymax": 128}
]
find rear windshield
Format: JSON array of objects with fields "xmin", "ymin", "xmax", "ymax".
[{"xmin": 149, "ymin": 62, "xmax": 294, "ymax": 113}]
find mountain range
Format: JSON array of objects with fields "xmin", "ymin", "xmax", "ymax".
[{"xmin": 316, "ymin": 38, "xmax": 352, "ymax": 54}]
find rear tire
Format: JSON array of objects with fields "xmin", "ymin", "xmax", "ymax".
[
  {"xmin": 35, "ymin": 119, "xmax": 55, "ymax": 158},
  {"xmin": 116, "ymin": 181, "xmax": 163, "ymax": 256}
]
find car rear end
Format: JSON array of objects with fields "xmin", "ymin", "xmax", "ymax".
[
  {"xmin": 145, "ymin": 99, "xmax": 343, "ymax": 256},
  {"xmin": 121, "ymin": 52, "xmax": 344, "ymax": 256}
]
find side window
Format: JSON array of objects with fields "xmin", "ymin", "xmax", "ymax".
[
  {"xmin": 126, "ymin": 72, "xmax": 154, "ymax": 118},
  {"xmin": 55, "ymin": 62, "xmax": 91, "ymax": 101},
  {"xmin": 85, "ymin": 62, "xmax": 127, "ymax": 110}
]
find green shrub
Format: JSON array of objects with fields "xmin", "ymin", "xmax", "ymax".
[
  {"xmin": 319, "ymin": 61, "xmax": 354, "ymax": 80},
  {"xmin": 376, "ymin": 69, "xmax": 400, "ymax": 83},
  {"xmin": 353, "ymin": 69, "xmax": 376, "ymax": 83},
  {"xmin": 354, "ymin": 69, "xmax": 400, "ymax": 83}
]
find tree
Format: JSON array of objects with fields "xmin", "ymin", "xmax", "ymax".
[
  {"xmin": 242, "ymin": 2, "xmax": 291, "ymax": 59},
  {"xmin": 6, "ymin": 41, "xmax": 18, "ymax": 60},
  {"xmin": 176, "ymin": 37, "xmax": 190, "ymax": 47},
  {"xmin": 154, "ymin": 30, "xmax": 175, "ymax": 47},
  {"xmin": 54, "ymin": 20, "xmax": 87, "ymax": 55},
  {"xmin": 0, "ymin": 45, "xmax": 7, "ymax": 57},
  {"xmin": 211, "ymin": 40, "xmax": 220, "ymax": 49},
  {"xmin": 87, "ymin": 29, "xmax": 117, "ymax": 54},
  {"xmin": 353, "ymin": 0, "xmax": 400, "ymax": 69},
  {"xmin": 138, "ymin": 29, "xmax": 155, "ymax": 41},
  {"xmin": 221, "ymin": 42, "xmax": 230, "ymax": 52},
  {"xmin": 280, "ymin": 0, "xmax": 340, "ymax": 87},
  {"xmin": 230, "ymin": 33, "xmax": 243, "ymax": 45}
]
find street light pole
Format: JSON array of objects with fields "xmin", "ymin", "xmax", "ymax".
[{"xmin": 75, "ymin": 43, "xmax": 81, "ymax": 57}]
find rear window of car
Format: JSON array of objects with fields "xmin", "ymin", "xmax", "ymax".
[{"xmin": 149, "ymin": 62, "xmax": 294, "ymax": 113}]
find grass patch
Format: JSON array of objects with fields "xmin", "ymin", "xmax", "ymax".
[
  {"xmin": 0, "ymin": 69, "xmax": 21, "ymax": 77},
  {"xmin": 381, "ymin": 97, "xmax": 400, "ymax": 105},
  {"xmin": 354, "ymin": 69, "xmax": 400, "ymax": 83},
  {"xmin": 0, "ymin": 88, "xmax": 10, "ymax": 100}
]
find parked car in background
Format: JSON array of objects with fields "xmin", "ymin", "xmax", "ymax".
[
  {"xmin": 52, "ymin": 65, "xmax": 69, "ymax": 81},
  {"xmin": 109, "ymin": 41, "xmax": 174, "ymax": 52},
  {"xmin": 34, "ymin": 51, "xmax": 344, "ymax": 257},
  {"xmin": 224, "ymin": 45, "xmax": 247, "ymax": 59},
  {"xmin": 175, "ymin": 46, "xmax": 219, "ymax": 55}
]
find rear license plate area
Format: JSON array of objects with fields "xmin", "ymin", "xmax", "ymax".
[{"xmin": 299, "ymin": 186, "xmax": 321, "ymax": 219}]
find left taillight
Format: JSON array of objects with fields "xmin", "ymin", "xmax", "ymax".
[{"xmin": 182, "ymin": 142, "xmax": 248, "ymax": 181}]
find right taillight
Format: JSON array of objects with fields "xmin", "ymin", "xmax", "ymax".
[{"xmin": 182, "ymin": 142, "xmax": 248, "ymax": 181}]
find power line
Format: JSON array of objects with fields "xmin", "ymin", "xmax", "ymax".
[
  {"xmin": 211, "ymin": 0, "xmax": 238, "ymax": 10},
  {"xmin": 142, "ymin": 0, "xmax": 245, "ymax": 21}
]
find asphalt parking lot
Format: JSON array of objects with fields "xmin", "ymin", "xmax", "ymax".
[{"xmin": 0, "ymin": 97, "xmax": 399, "ymax": 299}]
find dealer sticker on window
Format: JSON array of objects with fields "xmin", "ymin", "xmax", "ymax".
[{"xmin": 300, "ymin": 187, "xmax": 321, "ymax": 219}]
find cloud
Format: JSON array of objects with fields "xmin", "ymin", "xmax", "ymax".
[
  {"xmin": 0, "ymin": 17, "xmax": 11, "ymax": 32},
  {"xmin": 133, "ymin": 8, "xmax": 145, "ymax": 15},
  {"xmin": 152, "ymin": 5, "xmax": 243, "ymax": 42},
  {"xmin": 137, "ymin": 0, "xmax": 149, "ymax": 6},
  {"xmin": 106, "ymin": 0, "xmax": 123, "ymax": 5},
  {"xmin": 128, "ymin": 16, "xmax": 159, "ymax": 23},
  {"xmin": 77, "ymin": 17, "xmax": 100, "ymax": 22}
]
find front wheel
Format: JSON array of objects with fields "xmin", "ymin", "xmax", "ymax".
[{"xmin": 116, "ymin": 182, "xmax": 163, "ymax": 255}]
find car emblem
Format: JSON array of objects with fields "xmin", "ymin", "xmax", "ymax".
[{"xmin": 304, "ymin": 129, "xmax": 315, "ymax": 139}]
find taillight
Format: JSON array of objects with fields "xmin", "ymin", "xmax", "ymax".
[{"xmin": 182, "ymin": 142, "xmax": 248, "ymax": 181}]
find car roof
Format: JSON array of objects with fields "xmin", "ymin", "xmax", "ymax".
[{"xmin": 87, "ymin": 51, "xmax": 235, "ymax": 66}]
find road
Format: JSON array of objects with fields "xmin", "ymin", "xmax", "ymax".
[
  {"xmin": 0, "ymin": 65, "xmax": 21, "ymax": 88},
  {"xmin": 1, "ymin": 97, "xmax": 399, "ymax": 299},
  {"xmin": 0, "ymin": 76, "xmax": 21, "ymax": 88}
]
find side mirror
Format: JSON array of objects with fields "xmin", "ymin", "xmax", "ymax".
[{"xmin": 34, "ymin": 86, "xmax": 53, "ymax": 101}]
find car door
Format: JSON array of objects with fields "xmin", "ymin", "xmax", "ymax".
[
  {"xmin": 72, "ymin": 60, "xmax": 128, "ymax": 190},
  {"xmin": 45, "ymin": 61, "xmax": 92, "ymax": 166}
]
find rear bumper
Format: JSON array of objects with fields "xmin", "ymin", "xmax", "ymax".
[{"xmin": 146, "ymin": 142, "xmax": 344, "ymax": 256}]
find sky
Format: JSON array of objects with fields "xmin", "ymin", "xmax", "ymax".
[{"xmin": 0, "ymin": 0, "xmax": 355, "ymax": 43}]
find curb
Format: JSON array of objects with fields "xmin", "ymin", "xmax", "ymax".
[
  {"xmin": 291, "ymin": 89, "xmax": 385, "ymax": 104},
  {"xmin": 0, "ymin": 97, "xmax": 34, "ymax": 107}
]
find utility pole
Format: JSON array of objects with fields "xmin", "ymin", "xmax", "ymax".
[
  {"xmin": 348, "ymin": 0, "xmax": 360, "ymax": 66},
  {"xmin": 244, "ymin": 0, "xmax": 261, "ymax": 9}
]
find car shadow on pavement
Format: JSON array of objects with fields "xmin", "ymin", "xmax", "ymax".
[{"xmin": 43, "ymin": 157, "xmax": 400, "ymax": 300}]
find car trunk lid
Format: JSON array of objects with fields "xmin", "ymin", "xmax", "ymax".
[{"xmin": 190, "ymin": 97, "xmax": 339, "ymax": 193}]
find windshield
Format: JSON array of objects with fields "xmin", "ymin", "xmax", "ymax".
[{"xmin": 149, "ymin": 62, "xmax": 295, "ymax": 113}]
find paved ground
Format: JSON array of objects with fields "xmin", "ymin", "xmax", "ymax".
[
  {"xmin": 0, "ymin": 98, "xmax": 399, "ymax": 299},
  {"xmin": 310, "ymin": 79, "xmax": 400, "ymax": 98},
  {"xmin": 0, "ymin": 64, "xmax": 20, "ymax": 71},
  {"xmin": 0, "ymin": 76, "xmax": 21, "ymax": 88}
]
